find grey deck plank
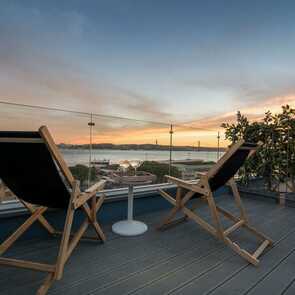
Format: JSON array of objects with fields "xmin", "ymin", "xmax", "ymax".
[
  {"xmin": 169, "ymin": 210, "xmax": 295, "ymax": 295},
  {"xmin": 52, "ymin": 196, "xmax": 277, "ymax": 295},
  {"xmin": 246, "ymin": 248, "xmax": 295, "ymax": 295},
  {"xmin": 281, "ymin": 279, "xmax": 295, "ymax": 295},
  {"xmin": 199, "ymin": 207, "xmax": 295, "ymax": 295},
  {"xmin": 1, "ymin": 194, "xmax": 295, "ymax": 295},
  {"xmin": 132, "ymin": 202, "xmax": 292, "ymax": 295},
  {"xmin": 83, "ymin": 199, "xmax": 283, "ymax": 295},
  {"xmin": 1, "ymin": 196, "xmax": 238, "ymax": 294}
]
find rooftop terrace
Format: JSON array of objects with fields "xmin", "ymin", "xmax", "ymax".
[{"xmin": 1, "ymin": 192, "xmax": 295, "ymax": 295}]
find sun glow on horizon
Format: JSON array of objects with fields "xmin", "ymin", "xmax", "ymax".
[{"xmin": 0, "ymin": 94, "xmax": 294, "ymax": 148}]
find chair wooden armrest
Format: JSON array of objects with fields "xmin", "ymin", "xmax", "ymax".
[
  {"xmin": 166, "ymin": 175, "xmax": 191, "ymax": 185},
  {"xmin": 73, "ymin": 180, "xmax": 106, "ymax": 209},
  {"xmin": 196, "ymin": 171, "xmax": 208, "ymax": 178},
  {"xmin": 165, "ymin": 175, "xmax": 205, "ymax": 194},
  {"xmin": 85, "ymin": 180, "xmax": 106, "ymax": 194}
]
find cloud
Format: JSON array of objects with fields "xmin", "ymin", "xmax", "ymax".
[
  {"xmin": 186, "ymin": 94, "xmax": 295, "ymax": 131},
  {"xmin": 1, "ymin": 1, "xmax": 295, "ymax": 147},
  {"xmin": 0, "ymin": 3, "xmax": 170, "ymax": 122},
  {"xmin": 186, "ymin": 68, "xmax": 295, "ymax": 105}
]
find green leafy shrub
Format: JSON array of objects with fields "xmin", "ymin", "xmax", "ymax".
[
  {"xmin": 222, "ymin": 105, "xmax": 295, "ymax": 191},
  {"xmin": 138, "ymin": 161, "xmax": 181, "ymax": 183}
]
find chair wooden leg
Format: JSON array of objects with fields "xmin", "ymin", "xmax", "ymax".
[
  {"xmin": 55, "ymin": 185, "xmax": 106, "ymax": 280},
  {"xmin": 91, "ymin": 194, "xmax": 97, "ymax": 221},
  {"xmin": 224, "ymin": 237, "xmax": 259, "ymax": 266},
  {"xmin": 0, "ymin": 197, "xmax": 56, "ymax": 256},
  {"xmin": 215, "ymin": 205, "xmax": 272, "ymax": 242},
  {"xmin": 228, "ymin": 178, "xmax": 248, "ymax": 222},
  {"xmin": 55, "ymin": 182, "xmax": 78, "ymax": 280},
  {"xmin": 66, "ymin": 219, "xmax": 89, "ymax": 261},
  {"xmin": 82, "ymin": 198, "xmax": 106, "ymax": 242},
  {"xmin": 157, "ymin": 188, "xmax": 188, "ymax": 230},
  {"xmin": 36, "ymin": 273, "xmax": 55, "ymax": 295},
  {"xmin": 55, "ymin": 205, "xmax": 74, "ymax": 280},
  {"xmin": 0, "ymin": 181, "xmax": 106, "ymax": 295},
  {"xmin": 206, "ymin": 192, "xmax": 224, "ymax": 239},
  {"xmin": 158, "ymin": 180, "xmax": 272, "ymax": 266},
  {"xmin": 0, "ymin": 207, "xmax": 47, "ymax": 255},
  {"xmin": 157, "ymin": 206, "xmax": 182, "ymax": 230},
  {"xmin": 181, "ymin": 206, "xmax": 217, "ymax": 236},
  {"xmin": 0, "ymin": 204, "xmax": 57, "ymax": 295},
  {"xmin": 91, "ymin": 194, "xmax": 106, "ymax": 242},
  {"xmin": 217, "ymin": 181, "xmax": 272, "ymax": 265},
  {"xmin": 21, "ymin": 200, "xmax": 56, "ymax": 235},
  {"xmin": 185, "ymin": 199, "xmax": 271, "ymax": 266},
  {"xmin": 91, "ymin": 221, "xmax": 106, "ymax": 242},
  {"xmin": 0, "ymin": 257, "xmax": 55, "ymax": 272}
]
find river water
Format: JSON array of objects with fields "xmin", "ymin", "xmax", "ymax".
[{"xmin": 61, "ymin": 149, "xmax": 222, "ymax": 166}]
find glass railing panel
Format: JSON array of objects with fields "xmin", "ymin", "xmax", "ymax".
[
  {"xmin": 171, "ymin": 125, "xmax": 226, "ymax": 181},
  {"xmin": 89, "ymin": 114, "xmax": 171, "ymax": 189},
  {"xmin": 0, "ymin": 102, "xmax": 91, "ymax": 200},
  {"xmin": 277, "ymin": 127, "xmax": 295, "ymax": 205},
  {"xmin": 0, "ymin": 101, "xmax": 293, "ymax": 208}
]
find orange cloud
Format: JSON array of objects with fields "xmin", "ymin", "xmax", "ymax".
[
  {"xmin": 1, "ymin": 93, "xmax": 294, "ymax": 148},
  {"xmin": 0, "ymin": 101, "xmax": 222, "ymax": 147},
  {"xmin": 186, "ymin": 94, "xmax": 295, "ymax": 130}
]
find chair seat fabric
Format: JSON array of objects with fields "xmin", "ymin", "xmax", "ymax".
[{"xmin": 0, "ymin": 131, "xmax": 71, "ymax": 209}]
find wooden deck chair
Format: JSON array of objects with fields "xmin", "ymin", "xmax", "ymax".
[
  {"xmin": 158, "ymin": 139, "xmax": 273, "ymax": 266},
  {"xmin": 0, "ymin": 126, "xmax": 106, "ymax": 295}
]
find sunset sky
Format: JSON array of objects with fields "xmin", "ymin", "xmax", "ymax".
[{"xmin": 1, "ymin": 1, "xmax": 295, "ymax": 146}]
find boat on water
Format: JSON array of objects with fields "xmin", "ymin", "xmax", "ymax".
[{"xmin": 91, "ymin": 159, "xmax": 110, "ymax": 167}]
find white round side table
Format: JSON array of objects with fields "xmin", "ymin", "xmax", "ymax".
[{"xmin": 112, "ymin": 178, "xmax": 152, "ymax": 236}]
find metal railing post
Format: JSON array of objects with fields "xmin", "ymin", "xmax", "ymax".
[
  {"xmin": 88, "ymin": 113, "xmax": 95, "ymax": 186},
  {"xmin": 217, "ymin": 131, "xmax": 220, "ymax": 160},
  {"xmin": 169, "ymin": 124, "xmax": 173, "ymax": 176}
]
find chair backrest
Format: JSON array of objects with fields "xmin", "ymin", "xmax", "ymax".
[
  {"xmin": 0, "ymin": 126, "xmax": 75, "ymax": 209},
  {"xmin": 207, "ymin": 139, "xmax": 259, "ymax": 192}
]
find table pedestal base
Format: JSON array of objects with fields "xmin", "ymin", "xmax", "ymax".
[{"xmin": 112, "ymin": 220, "xmax": 148, "ymax": 236}]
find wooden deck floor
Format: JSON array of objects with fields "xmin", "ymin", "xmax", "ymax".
[{"xmin": 1, "ymin": 194, "xmax": 295, "ymax": 295}]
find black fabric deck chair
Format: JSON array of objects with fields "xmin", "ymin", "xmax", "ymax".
[
  {"xmin": 0, "ymin": 126, "xmax": 106, "ymax": 295},
  {"xmin": 158, "ymin": 139, "xmax": 273, "ymax": 266}
]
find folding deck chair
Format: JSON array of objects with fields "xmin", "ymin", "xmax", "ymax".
[
  {"xmin": 158, "ymin": 139, "xmax": 273, "ymax": 266},
  {"xmin": 0, "ymin": 126, "xmax": 106, "ymax": 295}
]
